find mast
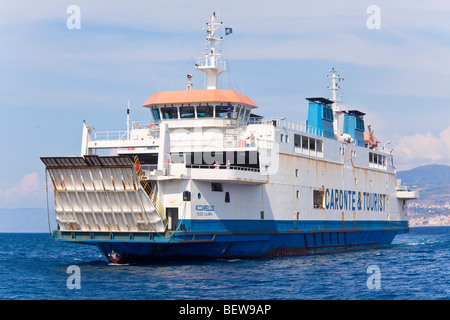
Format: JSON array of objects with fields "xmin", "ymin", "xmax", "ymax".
[
  {"xmin": 327, "ymin": 67, "xmax": 345, "ymax": 135},
  {"xmin": 126, "ymin": 100, "xmax": 130, "ymax": 140},
  {"xmin": 195, "ymin": 12, "xmax": 226, "ymax": 90},
  {"xmin": 328, "ymin": 67, "xmax": 340, "ymax": 103}
]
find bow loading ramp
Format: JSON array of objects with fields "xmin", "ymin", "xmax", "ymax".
[{"xmin": 41, "ymin": 155, "xmax": 166, "ymax": 233}]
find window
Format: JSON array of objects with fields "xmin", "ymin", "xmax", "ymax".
[
  {"xmin": 244, "ymin": 109, "xmax": 251, "ymax": 123},
  {"xmin": 295, "ymin": 169, "xmax": 299, "ymax": 177},
  {"xmin": 294, "ymin": 134, "xmax": 301, "ymax": 149},
  {"xmin": 179, "ymin": 106, "xmax": 195, "ymax": 118},
  {"xmin": 313, "ymin": 190, "xmax": 324, "ymax": 208},
  {"xmin": 294, "ymin": 134, "xmax": 323, "ymax": 157},
  {"xmin": 278, "ymin": 133, "xmax": 289, "ymax": 143},
  {"xmin": 296, "ymin": 190, "xmax": 300, "ymax": 199},
  {"xmin": 238, "ymin": 107, "xmax": 247, "ymax": 122},
  {"xmin": 369, "ymin": 152, "xmax": 387, "ymax": 170},
  {"xmin": 225, "ymin": 192, "xmax": 230, "ymax": 203},
  {"xmin": 356, "ymin": 118, "xmax": 364, "ymax": 131},
  {"xmin": 323, "ymin": 107, "xmax": 333, "ymax": 121},
  {"xmin": 232, "ymin": 106, "xmax": 241, "ymax": 119},
  {"xmin": 316, "ymin": 140, "xmax": 323, "ymax": 153},
  {"xmin": 211, "ymin": 182, "xmax": 223, "ymax": 192},
  {"xmin": 161, "ymin": 107, "xmax": 178, "ymax": 119},
  {"xmin": 302, "ymin": 136, "xmax": 308, "ymax": 149},
  {"xmin": 309, "ymin": 138, "xmax": 315, "ymax": 151},
  {"xmin": 196, "ymin": 105, "xmax": 213, "ymax": 118},
  {"xmin": 182, "ymin": 191, "xmax": 191, "ymax": 201},
  {"xmin": 260, "ymin": 211, "xmax": 265, "ymax": 220},
  {"xmin": 215, "ymin": 104, "xmax": 233, "ymax": 118},
  {"xmin": 151, "ymin": 107, "xmax": 161, "ymax": 121}
]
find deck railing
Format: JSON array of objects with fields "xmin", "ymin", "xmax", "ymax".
[
  {"xmin": 94, "ymin": 131, "xmax": 128, "ymax": 141},
  {"xmin": 249, "ymin": 117, "xmax": 323, "ymax": 137},
  {"xmin": 186, "ymin": 164, "xmax": 260, "ymax": 172}
]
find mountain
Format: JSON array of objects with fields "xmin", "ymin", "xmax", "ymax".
[
  {"xmin": 397, "ymin": 164, "xmax": 450, "ymax": 226},
  {"xmin": 397, "ymin": 164, "xmax": 450, "ymax": 202},
  {"xmin": 397, "ymin": 164, "xmax": 450, "ymax": 189}
]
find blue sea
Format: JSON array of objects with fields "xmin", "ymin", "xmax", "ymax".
[{"xmin": 0, "ymin": 227, "xmax": 448, "ymax": 300}]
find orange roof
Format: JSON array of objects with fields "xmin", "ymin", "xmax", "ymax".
[{"xmin": 142, "ymin": 89, "xmax": 258, "ymax": 108}]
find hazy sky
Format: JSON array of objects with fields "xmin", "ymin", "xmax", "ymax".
[{"xmin": 0, "ymin": 0, "xmax": 449, "ymax": 208}]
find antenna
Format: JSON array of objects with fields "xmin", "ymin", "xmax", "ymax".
[
  {"xmin": 127, "ymin": 100, "xmax": 130, "ymax": 140},
  {"xmin": 195, "ymin": 12, "xmax": 226, "ymax": 90},
  {"xmin": 327, "ymin": 67, "xmax": 340, "ymax": 103},
  {"xmin": 327, "ymin": 67, "xmax": 346, "ymax": 135}
]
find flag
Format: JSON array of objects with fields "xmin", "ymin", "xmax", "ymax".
[
  {"xmin": 225, "ymin": 27, "xmax": 233, "ymax": 35},
  {"xmin": 338, "ymin": 78, "xmax": 344, "ymax": 81}
]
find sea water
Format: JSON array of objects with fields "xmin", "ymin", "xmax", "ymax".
[{"xmin": 0, "ymin": 226, "xmax": 448, "ymax": 300}]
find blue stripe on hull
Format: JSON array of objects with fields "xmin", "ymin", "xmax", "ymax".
[
  {"xmin": 94, "ymin": 229, "xmax": 400, "ymax": 263},
  {"xmin": 52, "ymin": 219, "xmax": 408, "ymax": 263}
]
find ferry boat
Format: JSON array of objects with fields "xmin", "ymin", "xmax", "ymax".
[{"xmin": 41, "ymin": 13, "xmax": 418, "ymax": 263}]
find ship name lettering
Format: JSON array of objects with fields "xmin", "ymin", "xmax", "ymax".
[
  {"xmin": 195, "ymin": 204, "xmax": 214, "ymax": 211},
  {"xmin": 325, "ymin": 188, "xmax": 386, "ymax": 212}
]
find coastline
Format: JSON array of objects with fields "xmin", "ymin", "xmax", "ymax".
[{"xmin": 408, "ymin": 215, "xmax": 450, "ymax": 227}]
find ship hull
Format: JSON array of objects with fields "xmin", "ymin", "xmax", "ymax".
[{"xmin": 53, "ymin": 220, "xmax": 408, "ymax": 263}]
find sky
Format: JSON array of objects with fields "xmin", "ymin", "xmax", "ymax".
[{"xmin": 0, "ymin": 0, "xmax": 449, "ymax": 209}]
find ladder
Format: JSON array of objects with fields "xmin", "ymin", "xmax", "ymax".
[{"xmin": 133, "ymin": 155, "xmax": 168, "ymax": 229}]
